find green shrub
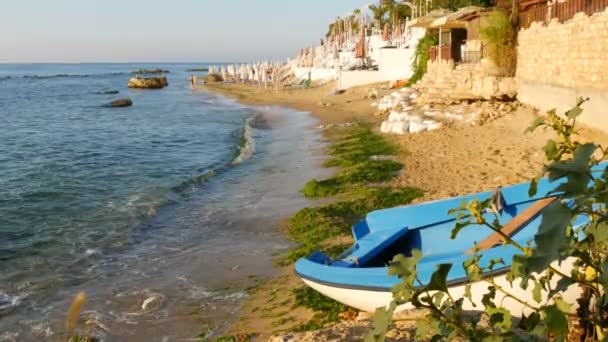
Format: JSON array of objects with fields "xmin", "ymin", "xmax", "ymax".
[
  {"xmin": 410, "ymin": 32, "xmax": 438, "ymax": 84},
  {"xmin": 479, "ymin": 10, "xmax": 518, "ymax": 77}
]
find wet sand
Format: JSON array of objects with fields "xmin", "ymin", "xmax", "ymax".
[{"xmin": 204, "ymin": 81, "xmax": 608, "ymax": 341}]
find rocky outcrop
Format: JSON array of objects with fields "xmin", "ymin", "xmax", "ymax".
[
  {"xmin": 105, "ymin": 98, "xmax": 133, "ymax": 107},
  {"xmin": 131, "ymin": 69, "xmax": 169, "ymax": 74},
  {"xmin": 127, "ymin": 77, "xmax": 168, "ymax": 89},
  {"xmin": 203, "ymin": 73, "xmax": 223, "ymax": 83}
]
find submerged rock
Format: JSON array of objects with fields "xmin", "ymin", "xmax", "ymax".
[
  {"xmin": 105, "ymin": 98, "xmax": 133, "ymax": 107},
  {"xmin": 96, "ymin": 89, "xmax": 119, "ymax": 95},
  {"xmin": 131, "ymin": 68, "xmax": 169, "ymax": 74},
  {"xmin": 127, "ymin": 77, "xmax": 168, "ymax": 89}
]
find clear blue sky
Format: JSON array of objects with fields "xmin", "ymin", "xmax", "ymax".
[{"xmin": 1, "ymin": 0, "xmax": 373, "ymax": 63}]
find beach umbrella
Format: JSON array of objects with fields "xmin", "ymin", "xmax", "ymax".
[
  {"xmin": 355, "ymin": 18, "xmax": 366, "ymax": 59},
  {"xmin": 383, "ymin": 23, "xmax": 390, "ymax": 41},
  {"xmin": 248, "ymin": 66, "xmax": 254, "ymax": 83},
  {"xmin": 396, "ymin": 19, "xmax": 402, "ymax": 38}
]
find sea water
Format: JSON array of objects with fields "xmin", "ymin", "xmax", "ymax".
[{"xmin": 0, "ymin": 63, "xmax": 327, "ymax": 340}]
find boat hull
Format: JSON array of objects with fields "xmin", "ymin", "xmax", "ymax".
[{"xmin": 301, "ymin": 258, "xmax": 581, "ymax": 316}]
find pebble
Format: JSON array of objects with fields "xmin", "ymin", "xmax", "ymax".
[{"xmin": 141, "ymin": 295, "xmax": 161, "ymax": 311}]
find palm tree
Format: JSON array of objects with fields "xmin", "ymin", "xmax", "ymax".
[{"xmin": 369, "ymin": 2, "xmax": 391, "ymax": 28}]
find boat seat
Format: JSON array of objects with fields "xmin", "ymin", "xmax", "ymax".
[
  {"xmin": 466, "ymin": 197, "xmax": 557, "ymax": 254},
  {"xmin": 341, "ymin": 225, "xmax": 409, "ymax": 267}
]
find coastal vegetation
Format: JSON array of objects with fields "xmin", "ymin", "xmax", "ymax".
[
  {"xmin": 282, "ymin": 123, "xmax": 422, "ymax": 266},
  {"xmin": 479, "ymin": 9, "xmax": 518, "ymax": 76},
  {"xmin": 410, "ymin": 33, "xmax": 438, "ymax": 84},
  {"xmin": 367, "ymin": 100, "xmax": 608, "ymax": 341},
  {"xmin": 280, "ymin": 123, "xmax": 423, "ymax": 330},
  {"xmin": 292, "ymin": 287, "xmax": 352, "ymax": 331}
]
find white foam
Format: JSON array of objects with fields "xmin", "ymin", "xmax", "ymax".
[{"xmin": 231, "ymin": 116, "xmax": 256, "ymax": 165}]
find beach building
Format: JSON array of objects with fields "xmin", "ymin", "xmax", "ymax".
[{"xmin": 290, "ymin": 2, "xmax": 433, "ymax": 89}]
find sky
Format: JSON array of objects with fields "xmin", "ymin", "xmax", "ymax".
[{"xmin": 1, "ymin": 0, "xmax": 373, "ymax": 63}]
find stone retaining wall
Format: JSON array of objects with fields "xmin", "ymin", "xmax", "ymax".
[{"xmin": 517, "ymin": 9, "xmax": 608, "ymax": 130}]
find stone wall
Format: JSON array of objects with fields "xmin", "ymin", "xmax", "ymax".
[
  {"xmin": 413, "ymin": 59, "xmax": 517, "ymax": 104},
  {"xmin": 517, "ymin": 9, "xmax": 608, "ymax": 130}
]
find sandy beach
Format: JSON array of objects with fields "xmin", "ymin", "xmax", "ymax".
[
  {"xmin": 203, "ymin": 80, "xmax": 608, "ymax": 341},
  {"xmin": 206, "ymin": 81, "xmax": 608, "ymax": 202}
]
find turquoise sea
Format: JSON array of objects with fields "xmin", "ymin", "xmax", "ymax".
[{"xmin": 0, "ymin": 63, "xmax": 326, "ymax": 340}]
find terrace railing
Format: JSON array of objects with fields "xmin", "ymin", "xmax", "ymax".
[
  {"xmin": 462, "ymin": 43, "xmax": 488, "ymax": 63},
  {"xmin": 520, "ymin": 0, "xmax": 608, "ymax": 28},
  {"xmin": 429, "ymin": 45, "xmax": 452, "ymax": 61}
]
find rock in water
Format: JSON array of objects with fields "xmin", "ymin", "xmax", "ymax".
[
  {"xmin": 96, "ymin": 89, "xmax": 119, "ymax": 95},
  {"xmin": 131, "ymin": 68, "xmax": 169, "ymax": 74},
  {"xmin": 128, "ymin": 77, "xmax": 168, "ymax": 89},
  {"xmin": 106, "ymin": 98, "xmax": 133, "ymax": 107}
]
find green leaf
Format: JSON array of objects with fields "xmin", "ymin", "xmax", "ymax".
[
  {"xmin": 364, "ymin": 302, "xmax": 396, "ymax": 342},
  {"xmin": 552, "ymin": 171, "xmax": 591, "ymax": 194},
  {"xmin": 528, "ymin": 176, "xmax": 539, "ymax": 197},
  {"xmin": 464, "ymin": 284, "xmax": 473, "ymax": 306},
  {"xmin": 588, "ymin": 221, "xmax": 608, "ymax": 243},
  {"xmin": 488, "ymin": 258, "xmax": 505, "ymax": 270},
  {"xmin": 486, "ymin": 307, "xmax": 513, "ymax": 332},
  {"xmin": 554, "ymin": 297, "xmax": 572, "ymax": 313},
  {"xmin": 451, "ymin": 220, "xmax": 472, "ymax": 239},
  {"xmin": 482, "ymin": 286, "xmax": 497, "ymax": 308},
  {"xmin": 432, "ymin": 292, "xmax": 445, "ymax": 308},
  {"xmin": 565, "ymin": 106, "xmax": 583, "ymax": 119},
  {"xmin": 547, "ymin": 143, "xmax": 595, "ymax": 180},
  {"xmin": 526, "ymin": 201, "xmax": 572, "ymax": 273},
  {"xmin": 575, "ymin": 96, "xmax": 589, "ymax": 107},
  {"xmin": 543, "ymin": 139, "xmax": 558, "ymax": 160},
  {"xmin": 424, "ymin": 264, "xmax": 452, "ymax": 293},
  {"xmin": 525, "ymin": 117, "xmax": 545, "ymax": 133},
  {"xmin": 532, "ymin": 281, "xmax": 542, "ymax": 303},
  {"xmin": 542, "ymin": 304, "xmax": 569, "ymax": 338},
  {"xmin": 548, "ymin": 277, "xmax": 575, "ymax": 299},
  {"xmin": 517, "ymin": 312, "xmax": 540, "ymax": 332},
  {"xmin": 388, "ymin": 250, "xmax": 421, "ymax": 278},
  {"xmin": 463, "ymin": 255, "xmax": 482, "ymax": 281},
  {"xmin": 415, "ymin": 318, "xmax": 440, "ymax": 341},
  {"xmin": 599, "ymin": 261, "xmax": 608, "ymax": 290}
]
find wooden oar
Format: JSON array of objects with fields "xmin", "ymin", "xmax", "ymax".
[{"xmin": 466, "ymin": 197, "xmax": 558, "ymax": 254}]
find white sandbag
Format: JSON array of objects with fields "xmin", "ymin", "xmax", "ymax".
[
  {"xmin": 406, "ymin": 115, "xmax": 422, "ymax": 122},
  {"xmin": 409, "ymin": 93, "xmax": 419, "ymax": 99},
  {"xmin": 391, "ymin": 121, "xmax": 410, "ymax": 135},
  {"xmin": 380, "ymin": 121, "xmax": 391, "ymax": 133},
  {"xmin": 426, "ymin": 122, "xmax": 443, "ymax": 131},
  {"xmin": 446, "ymin": 113, "xmax": 464, "ymax": 120},
  {"xmin": 409, "ymin": 121, "xmax": 427, "ymax": 133},
  {"xmin": 388, "ymin": 111, "xmax": 401, "ymax": 122}
]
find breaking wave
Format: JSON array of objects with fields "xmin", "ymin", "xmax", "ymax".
[
  {"xmin": 168, "ymin": 115, "xmax": 257, "ymax": 196},
  {"xmin": 232, "ymin": 115, "xmax": 256, "ymax": 165}
]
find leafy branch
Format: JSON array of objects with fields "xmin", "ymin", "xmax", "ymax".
[{"xmin": 367, "ymin": 98, "xmax": 608, "ymax": 341}]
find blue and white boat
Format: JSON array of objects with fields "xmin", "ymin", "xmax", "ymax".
[{"xmin": 295, "ymin": 167, "xmax": 601, "ymax": 315}]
